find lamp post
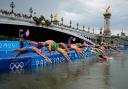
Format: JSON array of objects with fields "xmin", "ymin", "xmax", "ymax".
[
  {"xmin": 68, "ymin": 37, "xmax": 73, "ymax": 44},
  {"xmin": 61, "ymin": 17, "xmax": 64, "ymax": 25},
  {"xmin": 70, "ymin": 20, "xmax": 72, "ymax": 27},
  {"xmin": 93, "ymin": 28, "xmax": 94, "ymax": 34},
  {"xmin": 83, "ymin": 25, "xmax": 85, "ymax": 31},
  {"xmin": 77, "ymin": 23, "xmax": 79, "ymax": 29},
  {"xmin": 88, "ymin": 27, "xmax": 90, "ymax": 33},
  {"xmin": 29, "ymin": 7, "xmax": 33, "ymax": 17},
  {"xmin": 100, "ymin": 27, "xmax": 102, "ymax": 34},
  {"xmin": 33, "ymin": 12, "xmax": 36, "ymax": 16},
  {"xmin": 19, "ymin": 29, "xmax": 23, "ymax": 40},
  {"xmin": 99, "ymin": 27, "xmax": 103, "ymax": 44},
  {"xmin": 50, "ymin": 14, "xmax": 53, "ymax": 22},
  {"xmin": 10, "ymin": 1, "xmax": 15, "ymax": 13}
]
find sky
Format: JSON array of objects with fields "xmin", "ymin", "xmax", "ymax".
[{"xmin": 0, "ymin": 0, "xmax": 128, "ymax": 35}]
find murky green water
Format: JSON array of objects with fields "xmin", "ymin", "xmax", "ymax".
[{"xmin": 0, "ymin": 52, "xmax": 128, "ymax": 89}]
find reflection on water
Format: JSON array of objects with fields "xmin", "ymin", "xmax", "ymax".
[{"xmin": 0, "ymin": 52, "xmax": 128, "ymax": 89}]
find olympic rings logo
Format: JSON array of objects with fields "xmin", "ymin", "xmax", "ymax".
[{"xmin": 10, "ymin": 62, "xmax": 24, "ymax": 70}]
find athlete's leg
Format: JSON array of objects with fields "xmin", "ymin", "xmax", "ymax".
[
  {"xmin": 57, "ymin": 47, "xmax": 73, "ymax": 63},
  {"xmin": 32, "ymin": 47, "xmax": 52, "ymax": 63},
  {"xmin": 15, "ymin": 47, "xmax": 26, "ymax": 58}
]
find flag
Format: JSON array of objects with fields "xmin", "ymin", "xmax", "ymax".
[
  {"xmin": 72, "ymin": 38, "xmax": 76, "ymax": 42},
  {"xmin": 25, "ymin": 29, "xmax": 30, "ymax": 37}
]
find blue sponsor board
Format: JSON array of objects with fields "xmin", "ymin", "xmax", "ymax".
[
  {"xmin": 0, "ymin": 57, "xmax": 31, "ymax": 72},
  {"xmin": 0, "ymin": 41, "xmax": 20, "ymax": 51}
]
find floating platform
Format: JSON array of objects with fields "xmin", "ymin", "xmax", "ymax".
[{"xmin": 0, "ymin": 49, "xmax": 98, "ymax": 72}]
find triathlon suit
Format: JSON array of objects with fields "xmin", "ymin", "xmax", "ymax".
[
  {"xmin": 22, "ymin": 40, "xmax": 34, "ymax": 52},
  {"xmin": 67, "ymin": 44, "xmax": 82, "ymax": 54},
  {"xmin": 37, "ymin": 42, "xmax": 43, "ymax": 49},
  {"xmin": 25, "ymin": 47, "xmax": 34, "ymax": 52},
  {"xmin": 67, "ymin": 44, "xmax": 77, "ymax": 49},
  {"xmin": 95, "ymin": 49, "xmax": 102, "ymax": 57},
  {"xmin": 99, "ymin": 47, "xmax": 105, "ymax": 51},
  {"xmin": 20, "ymin": 41, "xmax": 24, "ymax": 48},
  {"xmin": 95, "ymin": 49, "xmax": 107, "ymax": 60},
  {"xmin": 25, "ymin": 43, "xmax": 42, "ymax": 53}
]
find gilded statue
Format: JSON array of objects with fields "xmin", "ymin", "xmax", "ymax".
[
  {"xmin": 53, "ymin": 14, "xmax": 59, "ymax": 21},
  {"xmin": 105, "ymin": 5, "xmax": 110, "ymax": 14}
]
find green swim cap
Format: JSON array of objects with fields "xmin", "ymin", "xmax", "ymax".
[{"xmin": 51, "ymin": 42, "xmax": 57, "ymax": 50}]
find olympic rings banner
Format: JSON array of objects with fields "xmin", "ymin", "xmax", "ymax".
[
  {"xmin": 0, "ymin": 41, "xmax": 20, "ymax": 51},
  {"xmin": 10, "ymin": 62, "xmax": 24, "ymax": 70}
]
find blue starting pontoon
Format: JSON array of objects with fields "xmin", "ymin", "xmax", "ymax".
[{"xmin": 0, "ymin": 41, "xmax": 98, "ymax": 72}]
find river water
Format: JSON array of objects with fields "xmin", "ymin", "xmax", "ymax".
[{"xmin": 0, "ymin": 51, "xmax": 128, "ymax": 89}]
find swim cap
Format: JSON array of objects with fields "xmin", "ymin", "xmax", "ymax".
[
  {"xmin": 51, "ymin": 42, "xmax": 57, "ymax": 50},
  {"xmin": 67, "ymin": 44, "xmax": 72, "ymax": 48}
]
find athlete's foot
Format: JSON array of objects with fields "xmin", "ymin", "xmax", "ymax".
[
  {"xmin": 12, "ymin": 49, "xmax": 18, "ymax": 53},
  {"xmin": 83, "ymin": 59, "xmax": 86, "ymax": 63},
  {"xmin": 103, "ymin": 61, "xmax": 109, "ymax": 65},
  {"xmin": 69, "ymin": 60, "xmax": 73, "ymax": 64},
  {"xmin": 46, "ymin": 59, "xmax": 52, "ymax": 63},
  {"xmin": 14, "ymin": 56, "xmax": 18, "ymax": 60}
]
